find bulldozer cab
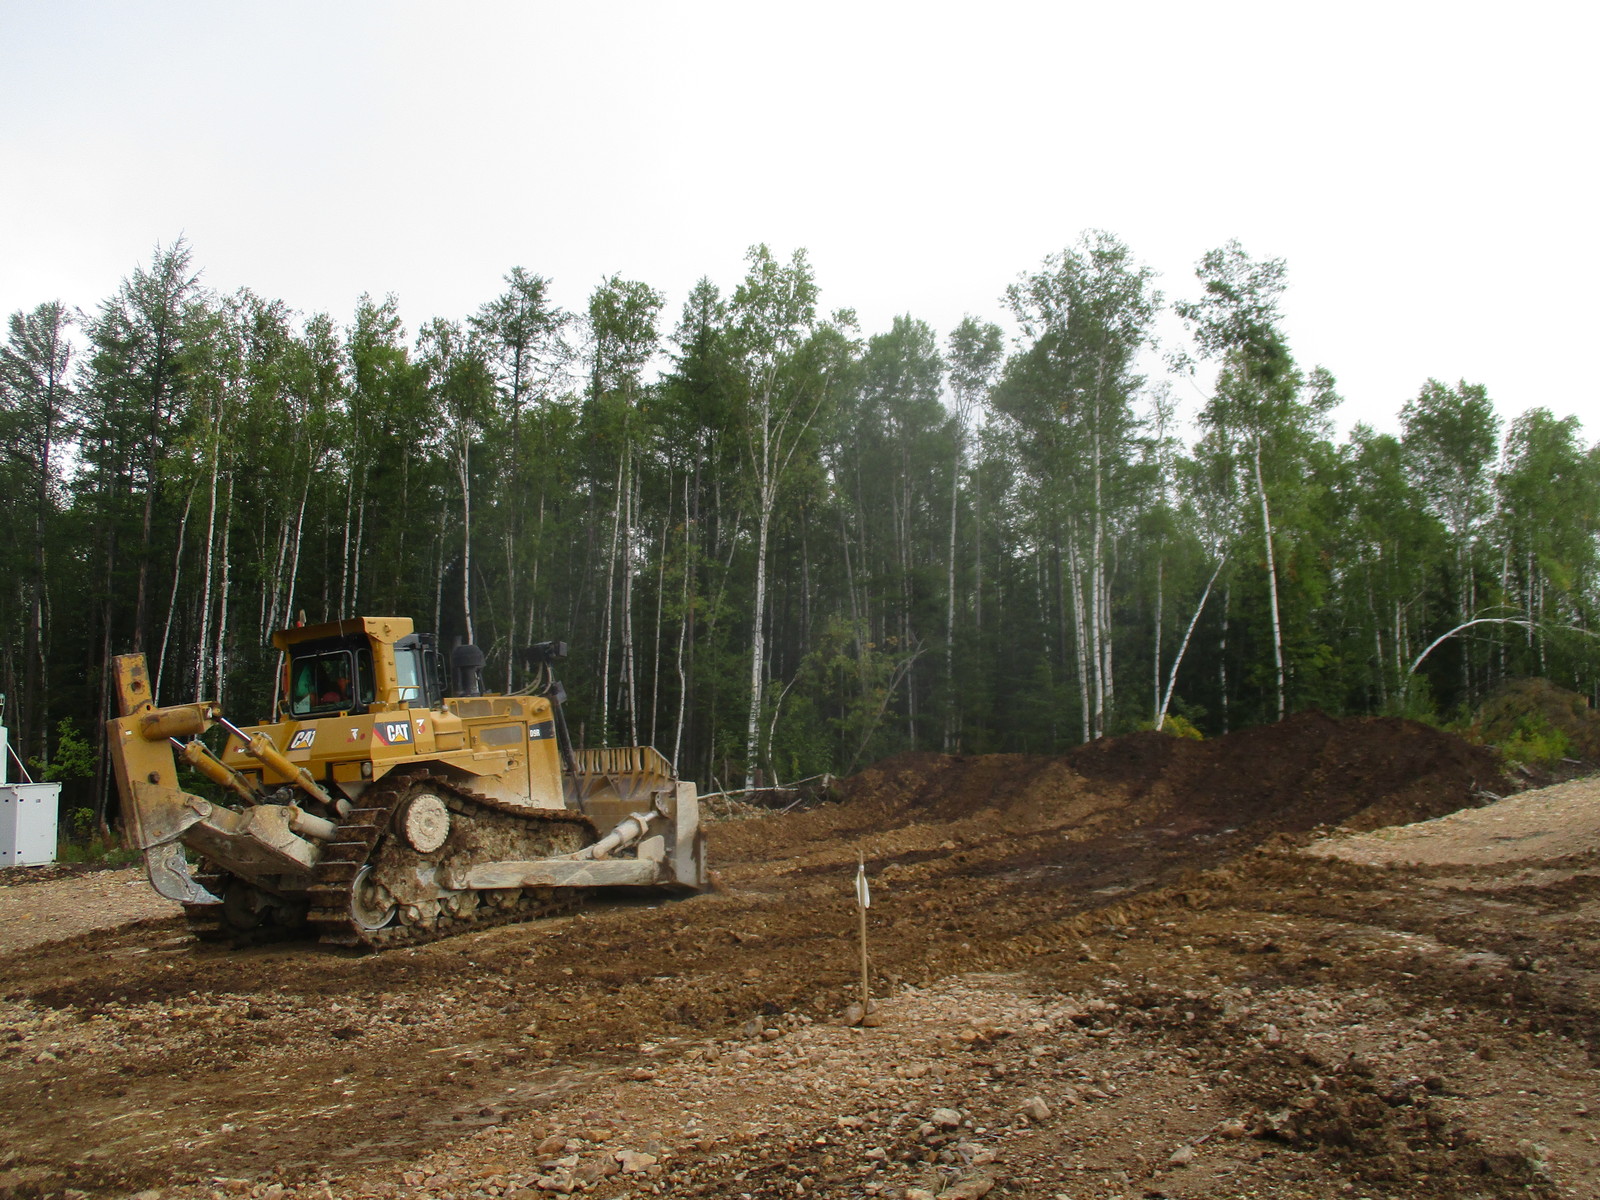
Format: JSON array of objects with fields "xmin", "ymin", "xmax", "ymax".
[{"xmin": 274, "ymin": 619, "xmax": 442, "ymax": 719}]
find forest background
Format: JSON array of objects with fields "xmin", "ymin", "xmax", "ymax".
[{"xmin": 2, "ymin": 232, "xmax": 1597, "ymax": 825}]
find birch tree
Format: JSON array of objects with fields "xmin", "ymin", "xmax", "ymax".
[
  {"xmin": 995, "ymin": 232, "xmax": 1159, "ymax": 739},
  {"xmin": 345, "ymin": 296, "xmax": 429, "ymax": 623},
  {"xmin": 419, "ymin": 318, "xmax": 494, "ymax": 646},
  {"xmin": 84, "ymin": 240, "xmax": 206, "ymax": 660},
  {"xmin": 1401, "ymin": 379, "xmax": 1500, "ymax": 702},
  {"xmin": 0, "ymin": 301, "xmax": 74, "ymax": 759},
  {"xmin": 842, "ymin": 316, "xmax": 945, "ymax": 747},
  {"xmin": 1331, "ymin": 426, "xmax": 1442, "ymax": 710},
  {"xmin": 942, "ymin": 317, "xmax": 1001, "ymax": 749},
  {"xmin": 472, "ymin": 269, "xmax": 570, "ymax": 688},
  {"xmin": 587, "ymin": 276, "xmax": 665, "ymax": 745},
  {"xmin": 1178, "ymin": 242, "xmax": 1331, "ymax": 722},
  {"xmin": 728, "ymin": 245, "xmax": 828, "ymax": 787},
  {"xmin": 1495, "ymin": 409, "xmax": 1600, "ymax": 679}
]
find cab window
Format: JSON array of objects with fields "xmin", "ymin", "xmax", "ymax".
[
  {"xmin": 356, "ymin": 648, "xmax": 376, "ymax": 705},
  {"xmin": 289, "ymin": 648, "xmax": 373, "ymax": 716},
  {"xmin": 395, "ymin": 645, "xmax": 423, "ymax": 703}
]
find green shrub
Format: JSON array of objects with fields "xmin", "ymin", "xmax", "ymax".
[
  {"xmin": 1160, "ymin": 713, "xmax": 1205, "ymax": 740},
  {"xmin": 1499, "ymin": 714, "xmax": 1572, "ymax": 770},
  {"xmin": 31, "ymin": 719, "xmax": 96, "ymax": 783},
  {"xmin": 1137, "ymin": 713, "xmax": 1204, "ymax": 740},
  {"xmin": 1471, "ymin": 678, "xmax": 1599, "ymax": 766},
  {"xmin": 56, "ymin": 835, "xmax": 139, "ymax": 866},
  {"xmin": 57, "ymin": 810, "xmax": 140, "ymax": 866}
]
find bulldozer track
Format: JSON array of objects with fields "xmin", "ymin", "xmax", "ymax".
[
  {"xmin": 180, "ymin": 868, "xmax": 310, "ymax": 948},
  {"xmin": 305, "ymin": 770, "xmax": 598, "ymax": 950},
  {"xmin": 178, "ymin": 770, "xmax": 599, "ymax": 951}
]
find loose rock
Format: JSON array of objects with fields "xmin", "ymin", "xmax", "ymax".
[{"xmin": 1019, "ymin": 1096, "xmax": 1051, "ymax": 1123}]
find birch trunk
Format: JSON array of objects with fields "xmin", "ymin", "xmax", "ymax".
[
  {"xmin": 1102, "ymin": 534, "xmax": 1117, "ymax": 726},
  {"xmin": 621, "ymin": 457, "xmax": 639, "ymax": 745},
  {"xmin": 673, "ymin": 468, "xmax": 700, "ymax": 772},
  {"xmin": 1367, "ymin": 571, "xmax": 1386, "ymax": 707},
  {"xmin": 1089, "ymin": 427, "xmax": 1105, "ymax": 738},
  {"xmin": 743, "ymin": 370, "xmax": 778, "ymax": 790},
  {"xmin": 433, "ymin": 536, "xmax": 445, "ymax": 649},
  {"xmin": 1253, "ymin": 440, "xmax": 1286, "ymax": 721},
  {"xmin": 339, "ymin": 452, "xmax": 356, "ymax": 615},
  {"xmin": 1157, "ymin": 555, "xmax": 1226, "ymax": 730},
  {"xmin": 350, "ymin": 468, "xmax": 366, "ymax": 614},
  {"xmin": 944, "ymin": 435, "xmax": 961, "ymax": 752},
  {"xmin": 838, "ymin": 501, "xmax": 867, "ymax": 686},
  {"xmin": 973, "ymin": 457, "xmax": 983, "ymax": 633},
  {"xmin": 257, "ymin": 510, "xmax": 271, "ymax": 638},
  {"xmin": 599, "ymin": 457, "xmax": 624, "ymax": 746},
  {"xmin": 283, "ymin": 481, "xmax": 310, "ymax": 631},
  {"xmin": 193, "ymin": 404, "xmax": 222, "ymax": 699},
  {"xmin": 154, "ymin": 482, "xmax": 197, "ymax": 702},
  {"xmin": 1457, "ymin": 545, "xmax": 1470, "ymax": 703},
  {"xmin": 649, "ymin": 473, "xmax": 670, "ymax": 748},
  {"xmin": 214, "ymin": 466, "xmax": 234, "ymax": 704},
  {"xmin": 744, "ymin": 499, "xmax": 773, "ymax": 787},
  {"xmin": 1219, "ymin": 584, "xmax": 1231, "ymax": 734},
  {"xmin": 1066, "ymin": 531, "xmax": 1091, "ymax": 744},
  {"xmin": 1151, "ymin": 556, "xmax": 1163, "ymax": 723},
  {"xmin": 266, "ymin": 508, "xmax": 290, "ymax": 638},
  {"xmin": 458, "ymin": 433, "xmax": 474, "ymax": 645}
]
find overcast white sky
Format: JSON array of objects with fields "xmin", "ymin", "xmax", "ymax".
[{"xmin": 2, "ymin": 0, "xmax": 1593, "ymax": 439}]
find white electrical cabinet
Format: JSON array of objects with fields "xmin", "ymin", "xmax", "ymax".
[{"xmin": 0, "ymin": 784, "xmax": 61, "ymax": 866}]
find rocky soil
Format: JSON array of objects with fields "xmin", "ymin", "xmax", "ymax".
[{"xmin": 3, "ymin": 712, "xmax": 1598, "ymax": 1200}]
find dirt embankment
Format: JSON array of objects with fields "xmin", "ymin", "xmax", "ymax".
[{"xmin": 7, "ymin": 713, "xmax": 1600, "ymax": 1200}]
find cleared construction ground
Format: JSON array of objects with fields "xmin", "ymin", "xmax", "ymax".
[{"xmin": 3, "ymin": 712, "xmax": 1598, "ymax": 1200}]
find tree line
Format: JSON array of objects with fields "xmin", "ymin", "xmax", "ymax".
[{"xmin": 2, "ymin": 233, "xmax": 1597, "ymax": 823}]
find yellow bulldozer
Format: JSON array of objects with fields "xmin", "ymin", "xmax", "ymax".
[{"xmin": 107, "ymin": 617, "xmax": 705, "ymax": 948}]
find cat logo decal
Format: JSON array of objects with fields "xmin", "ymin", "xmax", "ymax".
[{"xmin": 375, "ymin": 721, "xmax": 413, "ymax": 746}]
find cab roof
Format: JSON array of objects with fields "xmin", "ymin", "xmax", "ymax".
[{"xmin": 271, "ymin": 616, "xmax": 415, "ymax": 651}]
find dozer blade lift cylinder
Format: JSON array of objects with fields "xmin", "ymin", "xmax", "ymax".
[
  {"xmin": 172, "ymin": 737, "xmax": 263, "ymax": 808},
  {"xmin": 140, "ymin": 705, "xmax": 213, "ymax": 740},
  {"xmin": 218, "ymin": 716, "xmax": 339, "ymax": 811}
]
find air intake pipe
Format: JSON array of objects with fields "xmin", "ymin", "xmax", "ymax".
[{"xmin": 451, "ymin": 643, "xmax": 485, "ymax": 697}]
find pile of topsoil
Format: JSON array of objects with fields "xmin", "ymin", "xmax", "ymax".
[
  {"xmin": 820, "ymin": 711, "xmax": 1505, "ymax": 844},
  {"xmin": 1472, "ymin": 677, "xmax": 1600, "ymax": 762}
]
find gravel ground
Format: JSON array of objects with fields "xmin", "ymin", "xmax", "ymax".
[
  {"xmin": 1306, "ymin": 774, "xmax": 1600, "ymax": 867},
  {"xmin": 0, "ymin": 867, "xmax": 178, "ymax": 954},
  {"xmin": 3, "ymin": 716, "xmax": 1598, "ymax": 1200}
]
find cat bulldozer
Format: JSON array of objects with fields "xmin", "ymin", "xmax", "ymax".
[{"xmin": 107, "ymin": 617, "xmax": 705, "ymax": 948}]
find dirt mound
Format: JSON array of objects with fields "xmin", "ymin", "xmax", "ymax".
[
  {"xmin": 1472, "ymin": 677, "xmax": 1600, "ymax": 763},
  {"xmin": 1147, "ymin": 710, "xmax": 1507, "ymax": 833},
  {"xmin": 816, "ymin": 711, "xmax": 1504, "ymax": 843},
  {"xmin": 831, "ymin": 752, "xmax": 1101, "ymax": 823}
]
